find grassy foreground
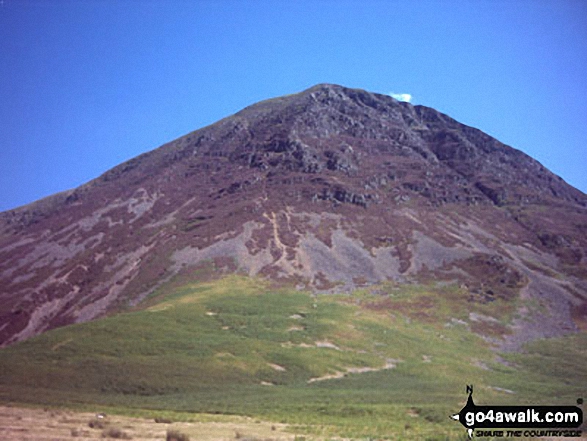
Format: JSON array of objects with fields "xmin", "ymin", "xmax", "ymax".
[{"xmin": 0, "ymin": 276, "xmax": 585, "ymax": 440}]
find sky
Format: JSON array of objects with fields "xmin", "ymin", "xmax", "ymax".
[{"xmin": 1, "ymin": 0, "xmax": 586, "ymax": 212}]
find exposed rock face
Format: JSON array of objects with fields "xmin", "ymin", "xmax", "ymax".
[{"xmin": 1, "ymin": 83, "xmax": 586, "ymax": 348}]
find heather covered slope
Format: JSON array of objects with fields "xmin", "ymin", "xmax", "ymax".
[
  {"xmin": 0, "ymin": 277, "xmax": 585, "ymax": 439},
  {"xmin": 0, "ymin": 84, "xmax": 586, "ymax": 347}
]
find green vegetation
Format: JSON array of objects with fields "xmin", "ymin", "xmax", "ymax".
[{"xmin": 0, "ymin": 275, "xmax": 584, "ymax": 439}]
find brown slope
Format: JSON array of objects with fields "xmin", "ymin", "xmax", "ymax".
[{"xmin": 0, "ymin": 83, "xmax": 586, "ymax": 348}]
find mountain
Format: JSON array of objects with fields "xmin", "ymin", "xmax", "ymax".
[{"xmin": 1, "ymin": 83, "xmax": 586, "ymax": 349}]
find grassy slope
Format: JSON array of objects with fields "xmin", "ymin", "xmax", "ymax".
[{"xmin": 0, "ymin": 276, "xmax": 585, "ymax": 439}]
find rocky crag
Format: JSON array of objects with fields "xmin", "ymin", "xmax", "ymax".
[{"xmin": 1, "ymin": 84, "xmax": 586, "ymax": 349}]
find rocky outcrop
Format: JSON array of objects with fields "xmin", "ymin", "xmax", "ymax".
[{"xmin": 0, "ymin": 83, "xmax": 586, "ymax": 347}]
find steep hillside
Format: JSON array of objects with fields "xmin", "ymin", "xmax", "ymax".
[
  {"xmin": 1, "ymin": 276, "xmax": 585, "ymax": 439},
  {"xmin": 1, "ymin": 84, "xmax": 586, "ymax": 348}
]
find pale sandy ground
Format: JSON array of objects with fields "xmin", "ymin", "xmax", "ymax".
[
  {"xmin": 0, "ymin": 405, "xmax": 584, "ymax": 440},
  {"xmin": 0, "ymin": 405, "xmax": 298, "ymax": 441}
]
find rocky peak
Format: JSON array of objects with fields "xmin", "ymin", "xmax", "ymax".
[
  {"xmin": 189, "ymin": 84, "xmax": 584, "ymax": 209},
  {"xmin": 0, "ymin": 84, "xmax": 585, "ymax": 348}
]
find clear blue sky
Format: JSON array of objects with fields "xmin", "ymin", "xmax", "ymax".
[{"xmin": 1, "ymin": 0, "xmax": 586, "ymax": 211}]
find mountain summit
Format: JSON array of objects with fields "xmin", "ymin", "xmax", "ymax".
[{"xmin": 1, "ymin": 84, "xmax": 586, "ymax": 348}]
